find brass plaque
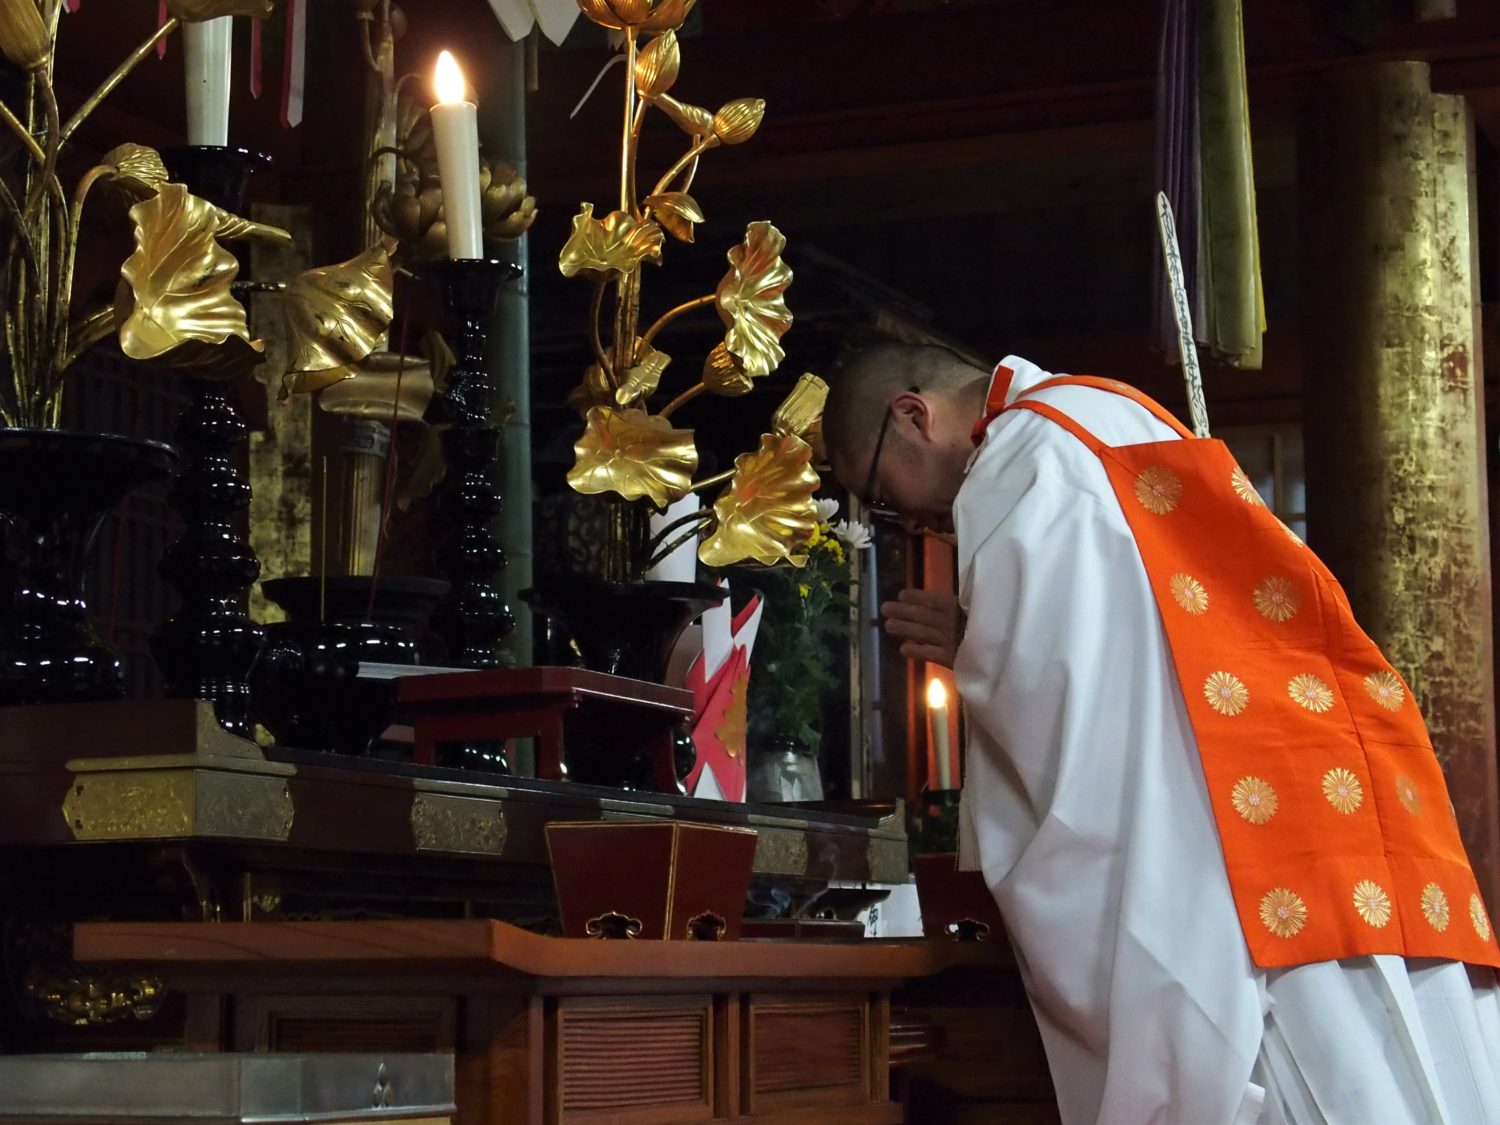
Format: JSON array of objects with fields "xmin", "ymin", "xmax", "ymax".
[
  {"xmin": 198, "ymin": 773, "xmax": 294, "ymax": 841},
  {"xmin": 410, "ymin": 793, "xmax": 507, "ymax": 856},
  {"xmin": 62, "ymin": 773, "xmax": 193, "ymax": 841}
]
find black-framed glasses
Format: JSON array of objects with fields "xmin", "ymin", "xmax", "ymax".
[{"xmin": 860, "ymin": 386, "xmax": 918, "ymax": 523}]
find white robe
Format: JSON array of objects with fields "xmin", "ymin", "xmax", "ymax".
[{"xmin": 952, "ymin": 356, "xmax": 1500, "ymax": 1125}]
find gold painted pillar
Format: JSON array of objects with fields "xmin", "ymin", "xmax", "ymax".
[{"xmin": 1300, "ymin": 61, "xmax": 1500, "ymax": 903}]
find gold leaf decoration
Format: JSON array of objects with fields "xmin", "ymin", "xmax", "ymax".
[
  {"xmin": 559, "ymin": 203, "xmax": 665, "ymax": 283},
  {"xmin": 702, "ymin": 341, "xmax": 753, "ymax": 397},
  {"xmin": 634, "ymin": 30, "xmax": 680, "ymax": 99},
  {"xmin": 771, "ymin": 373, "xmax": 827, "ymax": 439},
  {"xmin": 117, "ymin": 183, "xmax": 263, "ymax": 377},
  {"xmin": 698, "ymin": 433, "xmax": 819, "ymax": 567},
  {"xmin": 655, "ymin": 94, "xmax": 714, "ymax": 137},
  {"xmin": 282, "ymin": 241, "xmax": 395, "ymax": 375},
  {"xmin": 567, "ymin": 406, "xmax": 697, "ymax": 508},
  {"xmin": 0, "ymin": 0, "xmax": 50, "ymax": 70},
  {"xmin": 309, "ymin": 351, "xmax": 435, "ymax": 424},
  {"xmin": 166, "ymin": 0, "xmax": 273, "ymax": 18},
  {"xmin": 715, "ymin": 221, "xmax": 792, "ymax": 380},
  {"xmin": 643, "ymin": 191, "xmax": 702, "ymax": 244},
  {"xmin": 711, "ymin": 97, "xmax": 766, "ymax": 145},
  {"xmin": 577, "ymin": 0, "xmax": 697, "ymax": 32},
  {"xmin": 616, "ymin": 340, "xmax": 671, "ymax": 406},
  {"xmin": 481, "ymin": 161, "xmax": 538, "ymax": 241},
  {"xmin": 95, "ymin": 144, "xmax": 170, "ymax": 202},
  {"xmin": 567, "ymin": 363, "xmax": 615, "ymax": 416}
]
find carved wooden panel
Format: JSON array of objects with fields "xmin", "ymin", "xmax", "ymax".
[
  {"xmin": 745, "ymin": 995, "xmax": 870, "ymax": 1115},
  {"xmin": 553, "ymin": 996, "xmax": 713, "ymax": 1123}
]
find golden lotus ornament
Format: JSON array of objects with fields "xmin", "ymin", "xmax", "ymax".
[
  {"xmin": 567, "ymin": 406, "xmax": 698, "ymax": 509},
  {"xmin": 559, "ymin": 204, "xmax": 665, "ymax": 282},
  {"xmin": 281, "ymin": 240, "xmax": 396, "ymax": 376},
  {"xmin": 0, "ymin": 0, "xmax": 51, "ymax": 70},
  {"xmin": 576, "ymin": 0, "xmax": 698, "ymax": 33},
  {"xmin": 698, "ymin": 434, "xmax": 820, "ymax": 568},
  {"xmin": 715, "ymin": 221, "xmax": 792, "ymax": 383},
  {"xmin": 772, "ymin": 374, "xmax": 829, "ymax": 440}
]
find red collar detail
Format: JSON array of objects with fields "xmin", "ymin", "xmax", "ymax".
[{"xmin": 970, "ymin": 362, "xmax": 1015, "ymax": 447}]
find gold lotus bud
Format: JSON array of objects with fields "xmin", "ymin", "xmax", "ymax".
[
  {"xmin": 567, "ymin": 406, "xmax": 698, "ymax": 508},
  {"xmin": 711, "ymin": 98, "xmax": 765, "ymax": 146},
  {"xmin": 655, "ymin": 94, "xmax": 714, "ymax": 138},
  {"xmin": 698, "ymin": 433, "xmax": 819, "ymax": 567},
  {"xmin": 567, "ymin": 363, "xmax": 614, "ymax": 416},
  {"xmin": 577, "ymin": 0, "xmax": 697, "ymax": 32},
  {"xmin": 0, "ymin": 0, "xmax": 50, "ymax": 70},
  {"xmin": 559, "ymin": 203, "xmax": 664, "ymax": 283},
  {"xmin": 772, "ymin": 374, "xmax": 828, "ymax": 440},
  {"xmin": 482, "ymin": 163, "xmax": 538, "ymax": 242},
  {"xmin": 643, "ymin": 191, "xmax": 701, "ymax": 244},
  {"xmin": 634, "ymin": 30, "xmax": 680, "ymax": 99},
  {"xmin": 616, "ymin": 340, "xmax": 670, "ymax": 406},
  {"xmin": 282, "ymin": 240, "xmax": 395, "ymax": 375},
  {"xmin": 702, "ymin": 341, "xmax": 751, "ymax": 397},
  {"xmin": 715, "ymin": 220, "xmax": 792, "ymax": 380},
  {"xmin": 167, "ymin": 0, "xmax": 273, "ymax": 17}
]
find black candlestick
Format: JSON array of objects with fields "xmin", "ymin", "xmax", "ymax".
[
  {"xmin": 151, "ymin": 147, "xmax": 269, "ymax": 738},
  {"xmin": 426, "ymin": 259, "xmax": 522, "ymax": 669}
]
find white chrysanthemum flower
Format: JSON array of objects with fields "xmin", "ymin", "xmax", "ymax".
[
  {"xmin": 831, "ymin": 519, "xmax": 872, "ymax": 551},
  {"xmin": 814, "ymin": 498, "xmax": 841, "ymax": 523}
]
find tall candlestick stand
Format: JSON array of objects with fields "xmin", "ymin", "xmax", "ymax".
[
  {"xmin": 426, "ymin": 258, "xmax": 521, "ymax": 669},
  {"xmin": 151, "ymin": 147, "xmax": 269, "ymax": 739}
]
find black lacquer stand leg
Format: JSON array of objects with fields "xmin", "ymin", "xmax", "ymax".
[
  {"xmin": 151, "ymin": 147, "xmax": 269, "ymax": 738},
  {"xmin": 427, "ymin": 259, "xmax": 522, "ymax": 670}
]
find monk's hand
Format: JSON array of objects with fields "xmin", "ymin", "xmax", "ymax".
[{"xmin": 882, "ymin": 588, "xmax": 962, "ymax": 668}]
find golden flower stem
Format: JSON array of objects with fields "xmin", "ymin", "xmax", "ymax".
[
  {"xmin": 61, "ymin": 304, "xmax": 115, "ymax": 372},
  {"xmin": 612, "ymin": 267, "xmax": 641, "ymax": 373},
  {"xmin": 641, "ymin": 293, "xmax": 714, "ymax": 346},
  {"xmin": 60, "ymin": 18, "xmax": 179, "ymax": 145},
  {"xmin": 659, "ymin": 380, "xmax": 704, "ymax": 419},
  {"xmin": 589, "ymin": 279, "xmax": 614, "ymax": 384},
  {"xmin": 645, "ymin": 516, "xmax": 713, "ymax": 573},
  {"xmin": 627, "ymin": 94, "xmax": 648, "ymax": 219},
  {"xmin": 0, "ymin": 98, "xmax": 45, "ymax": 166},
  {"xmin": 619, "ymin": 29, "xmax": 636, "ymax": 214},
  {"xmin": 678, "ymin": 151, "xmax": 701, "ymax": 195},
  {"xmin": 55, "ymin": 164, "xmax": 108, "ymax": 373},
  {"xmin": 645, "ymin": 506, "xmax": 712, "ymax": 558},
  {"xmin": 649, "ymin": 134, "xmax": 717, "ymax": 202},
  {"xmin": 688, "ymin": 466, "xmax": 734, "ymax": 492}
]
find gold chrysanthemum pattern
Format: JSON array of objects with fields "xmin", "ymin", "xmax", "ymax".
[
  {"xmin": 1288, "ymin": 674, "xmax": 1335, "ymax": 714},
  {"xmin": 1231, "ymin": 466, "xmax": 1266, "ymax": 506},
  {"xmin": 1421, "ymin": 883, "xmax": 1450, "ymax": 932},
  {"xmin": 1322, "ymin": 768, "xmax": 1364, "ymax": 815},
  {"xmin": 1253, "ymin": 576, "xmax": 1301, "ymax": 623},
  {"xmin": 1364, "ymin": 670, "xmax": 1405, "ymax": 712},
  {"xmin": 1231, "ymin": 777, "xmax": 1278, "ymax": 825},
  {"xmin": 1170, "ymin": 573, "xmax": 1209, "ymax": 616},
  {"xmin": 1396, "ymin": 776, "xmax": 1421, "ymax": 816},
  {"xmin": 1471, "ymin": 895, "xmax": 1491, "ymax": 941},
  {"xmin": 1134, "ymin": 466, "xmax": 1183, "ymax": 515},
  {"xmin": 1204, "ymin": 671, "xmax": 1249, "ymax": 717},
  {"xmin": 1352, "ymin": 880, "xmax": 1392, "ymax": 928},
  {"xmin": 1260, "ymin": 888, "xmax": 1308, "ymax": 939}
]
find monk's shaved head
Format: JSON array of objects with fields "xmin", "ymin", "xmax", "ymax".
[{"xmin": 823, "ymin": 343, "xmax": 988, "ymax": 478}]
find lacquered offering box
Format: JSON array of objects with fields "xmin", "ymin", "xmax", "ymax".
[
  {"xmin": 912, "ymin": 852, "xmax": 1006, "ymax": 941},
  {"xmin": 546, "ymin": 821, "xmax": 758, "ymax": 941}
]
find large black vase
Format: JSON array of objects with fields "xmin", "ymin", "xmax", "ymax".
[
  {"xmin": 0, "ymin": 429, "xmax": 178, "ymax": 705},
  {"xmin": 255, "ymin": 576, "xmax": 448, "ymax": 756},
  {"xmin": 521, "ymin": 577, "xmax": 725, "ymax": 683}
]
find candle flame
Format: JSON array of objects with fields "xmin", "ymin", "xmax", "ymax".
[
  {"xmin": 434, "ymin": 50, "xmax": 468, "ymax": 105},
  {"xmin": 926, "ymin": 677, "xmax": 947, "ymax": 709}
]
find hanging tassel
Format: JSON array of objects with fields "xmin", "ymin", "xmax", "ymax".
[
  {"xmin": 250, "ymin": 14, "xmax": 263, "ymax": 99},
  {"xmin": 280, "ymin": 0, "xmax": 306, "ymax": 128}
]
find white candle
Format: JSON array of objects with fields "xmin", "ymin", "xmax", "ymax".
[
  {"xmin": 430, "ymin": 51, "xmax": 483, "ymax": 260},
  {"xmin": 646, "ymin": 493, "xmax": 700, "ymax": 583},
  {"xmin": 183, "ymin": 17, "xmax": 232, "ymax": 147},
  {"xmin": 927, "ymin": 677, "xmax": 952, "ymax": 790}
]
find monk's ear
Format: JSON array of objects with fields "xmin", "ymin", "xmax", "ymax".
[{"xmin": 891, "ymin": 391, "xmax": 933, "ymax": 442}]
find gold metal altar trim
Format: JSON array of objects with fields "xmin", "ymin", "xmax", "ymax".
[
  {"xmin": 866, "ymin": 837, "xmax": 909, "ymax": 887},
  {"xmin": 62, "ymin": 759, "xmax": 294, "ymax": 843},
  {"xmin": 601, "ymin": 797, "xmax": 675, "ymax": 821},
  {"xmin": 409, "ymin": 792, "xmax": 508, "ymax": 857},
  {"xmin": 751, "ymin": 826, "xmax": 810, "ymax": 877}
]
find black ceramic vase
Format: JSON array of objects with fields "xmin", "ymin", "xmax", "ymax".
[
  {"xmin": 254, "ymin": 576, "xmax": 448, "ymax": 756},
  {"xmin": 0, "ymin": 429, "xmax": 177, "ymax": 706}
]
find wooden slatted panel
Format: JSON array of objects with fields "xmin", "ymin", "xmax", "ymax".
[
  {"xmin": 754, "ymin": 1005, "xmax": 863, "ymax": 1095},
  {"xmin": 561, "ymin": 1006, "xmax": 708, "ymax": 1112}
]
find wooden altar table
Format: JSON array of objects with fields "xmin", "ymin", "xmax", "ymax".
[{"xmin": 75, "ymin": 919, "xmax": 1007, "ymax": 1125}]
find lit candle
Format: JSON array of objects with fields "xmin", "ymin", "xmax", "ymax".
[
  {"xmin": 183, "ymin": 17, "xmax": 233, "ymax": 147},
  {"xmin": 430, "ymin": 50, "xmax": 483, "ymax": 260},
  {"xmin": 927, "ymin": 677, "xmax": 952, "ymax": 791}
]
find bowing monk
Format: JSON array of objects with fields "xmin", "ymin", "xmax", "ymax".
[{"xmin": 824, "ymin": 343, "xmax": 1500, "ymax": 1125}]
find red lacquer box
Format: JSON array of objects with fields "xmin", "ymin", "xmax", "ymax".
[
  {"xmin": 912, "ymin": 852, "xmax": 1006, "ymax": 942},
  {"xmin": 546, "ymin": 821, "xmax": 759, "ymax": 941}
]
